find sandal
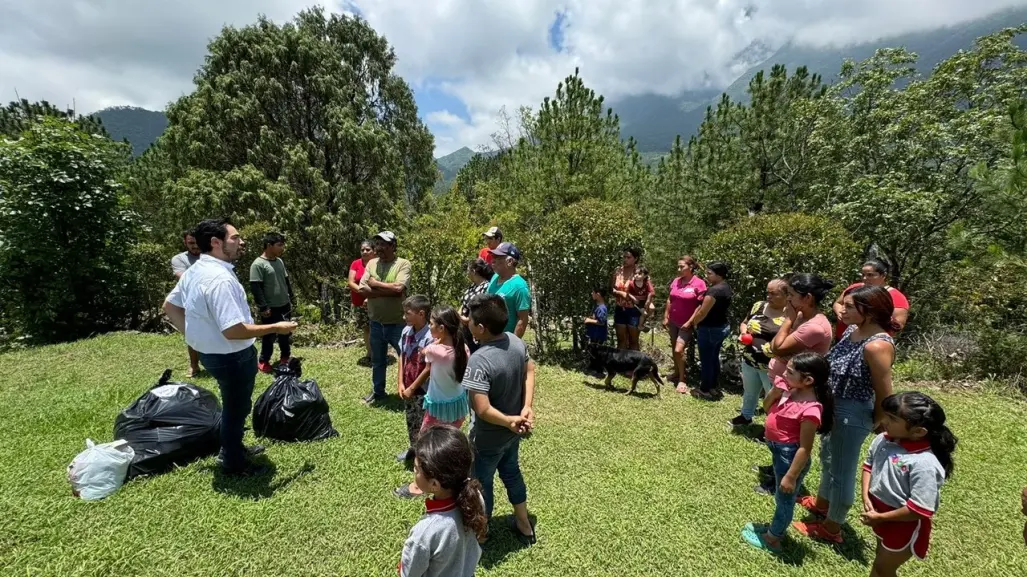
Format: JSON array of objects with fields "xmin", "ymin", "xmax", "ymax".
[
  {"xmin": 393, "ymin": 484, "xmax": 423, "ymax": 500},
  {"xmin": 741, "ymin": 523, "xmax": 782, "ymax": 553},
  {"xmin": 507, "ymin": 516, "xmax": 537, "ymax": 546},
  {"xmin": 792, "ymin": 521, "xmax": 843, "ymax": 544},
  {"xmin": 797, "ymin": 496, "xmax": 828, "ymax": 517}
]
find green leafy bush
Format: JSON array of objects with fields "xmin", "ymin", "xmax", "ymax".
[
  {"xmin": 404, "ymin": 193, "xmax": 483, "ymax": 307},
  {"xmin": 697, "ymin": 213, "xmax": 862, "ymax": 322},
  {"xmin": 522, "ymin": 199, "xmax": 643, "ymax": 354},
  {"xmin": 0, "ymin": 118, "xmax": 140, "ymax": 343}
]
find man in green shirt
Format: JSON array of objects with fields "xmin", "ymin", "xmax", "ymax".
[
  {"xmin": 487, "ymin": 242, "xmax": 531, "ymax": 337},
  {"xmin": 358, "ymin": 231, "xmax": 412, "ymax": 405},
  {"xmin": 249, "ymin": 232, "xmax": 296, "ymax": 373}
]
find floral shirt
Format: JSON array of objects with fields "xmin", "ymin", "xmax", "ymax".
[
  {"xmin": 460, "ymin": 281, "xmax": 489, "ymax": 318},
  {"xmin": 826, "ymin": 325, "xmax": 894, "ymax": 401}
]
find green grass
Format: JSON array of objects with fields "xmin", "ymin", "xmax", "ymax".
[{"xmin": 1, "ymin": 333, "xmax": 1026, "ymax": 576}]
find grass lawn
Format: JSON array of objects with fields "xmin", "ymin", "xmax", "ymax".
[{"xmin": 1, "ymin": 332, "xmax": 1026, "ymax": 576}]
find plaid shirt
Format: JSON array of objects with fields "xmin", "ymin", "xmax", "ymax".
[{"xmin": 460, "ymin": 281, "xmax": 490, "ymax": 317}]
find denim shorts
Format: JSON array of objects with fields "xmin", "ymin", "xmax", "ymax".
[{"xmin": 613, "ymin": 306, "xmax": 642, "ymax": 328}]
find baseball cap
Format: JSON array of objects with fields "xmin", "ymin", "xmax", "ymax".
[
  {"xmin": 489, "ymin": 242, "xmax": 521, "ymax": 261},
  {"xmin": 374, "ymin": 231, "xmax": 397, "ymax": 244},
  {"xmin": 483, "ymin": 226, "xmax": 502, "ymax": 239}
]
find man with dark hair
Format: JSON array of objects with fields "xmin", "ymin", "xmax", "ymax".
[
  {"xmin": 358, "ymin": 231, "xmax": 412, "ymax": 405},
  {"xmin": 250, "ymin": 232, "xmax": 296, "ymax": 373},
  {"xmin": 163, "ymin": 218, "xmax": 298, "ymax": 476},
  {"xmin": 170, "ymin": 229, "xmax": 202, "ymax": 377}
]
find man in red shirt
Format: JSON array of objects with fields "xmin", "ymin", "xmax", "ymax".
[
  {"xmin": 833, "ymin": 259, "xmax": 909, "ymax": 339},
  {"xmin": 348, "ymin": 240, "xmax": 375, "ymax": 365},
  {"xmin": 478, "ymin": 227, "xmax": 502, "ymax": 264}
]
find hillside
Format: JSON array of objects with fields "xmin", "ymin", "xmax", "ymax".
[
  {"xmin": 617, "ymin": 6, "xmax": 1027, "ymax": 152},
  {"xmin": 93, "ymin": 106, "xmax": 167, "ymax": 156}
]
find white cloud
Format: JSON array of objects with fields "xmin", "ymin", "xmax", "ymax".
[{"xmin": 1, "ymin": 0, "xmax": 1025, "ymax": 156}]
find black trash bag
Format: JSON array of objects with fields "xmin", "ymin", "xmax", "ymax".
[
  {"xmin": 114, "ymin": 369, "xmax": 222, "ymax": 479},
  {"xmin": 252, "ymin": 358, "xmax": 338, "ymax": 442}
]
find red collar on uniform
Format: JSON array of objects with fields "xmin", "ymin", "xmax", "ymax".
[
  {"xmin": 425, "ymin": 497, "xmax": 457, "ymax": 514},
  {"xmin": 884, "ymin": 434, "xmax": 931, "ymax": 453}
]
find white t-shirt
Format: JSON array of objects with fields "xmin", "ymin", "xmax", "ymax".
[{"xmin": 166, "ymin": 255, "xmax": 255, "ymax": 355}]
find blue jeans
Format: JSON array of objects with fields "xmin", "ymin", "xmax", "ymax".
[
  {"xmin": 768, "ymin": 441, "xmax": 812, "ymax": 537},
  {"xmin": 369, "ymin": 321, "xmax": 403, "ymax": 397},
  {"xmin": 697, "ymin": 324, "xmax": 730, "ymax": 392},
  {"xmin": 473, "ymin": 436, "xmax": 527, "ymax": 518},
  {"xmin": 198, "ymin": 346, "xmax": 258, "ymax": 471},
  {"xmin": 817, "ymin": 397, "xmax": 875, "ymax": 524},
  {"xmin": 740, "ymin": 362, "xmax": 773, "ymax": 419}
]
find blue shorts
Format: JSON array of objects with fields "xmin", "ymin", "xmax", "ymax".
[{"xmin": 613, "ymin": 306, "xmax": 642, "ymax": 328}]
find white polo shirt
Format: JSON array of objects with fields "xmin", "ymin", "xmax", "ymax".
[{"xmin": 166, "ymin": 254, "xmax": 256, "ymax": 355}]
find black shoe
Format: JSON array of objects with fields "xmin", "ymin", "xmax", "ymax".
[
  {"xmin": 216, "ymin": 445, "xmax": 266, "ymax": 467},
  {"xmin": 729, "ymin": 415, "xmax": 752, "ymax": 427},
  {"xmin": 750, "ymin": 464, "xmax": 774, "ymax": 478},
  {"xmin": 749, "ymin": 432, "xmax": 767, "ymax": 444},
  {"xmin": 357, "ymin": 356, "xmax": 373, "ymax": 367},
  {"xmin": 396, "ymin": 448, "xmax": 413, "ymax": 463},
  {"xmin": 507, "ymin": 516, "xmax": 537, "ymax": 546},
  {"xmin": 753, "ymin": 480, "xmax": 776, "ymax": 496},
  {"xmin": 221, "ymin": 462, "xmax": 271, "ymax": 477},
  {"xmin": 363, "ymin": 392, "xmax": 387, "ymax": 406}
]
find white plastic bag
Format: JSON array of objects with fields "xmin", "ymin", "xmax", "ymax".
[{"xmin": 67, "ymin": 439, "xmax": 135, "ymax": 500}]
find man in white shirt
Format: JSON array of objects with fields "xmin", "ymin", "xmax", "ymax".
[
  {"xmin": 163, "ymin": 218, "xmax": 298, "ymax": 476},
  {"xmin": 170, "ymin": 229, "xmax": 202, "ymax": 377}
]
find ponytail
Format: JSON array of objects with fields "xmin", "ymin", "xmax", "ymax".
[
  {"xmin": 881, "ymin": 392, "xmax": 958, "ymax": 478},
  {"xmin": 791, "ymin": 352, "xmax": 834, "ymax": 434},
  {"xmin": 928, "ymin": 426, "xmax": 958, "ymax": 478},
  {"xmin": 457, "ymin": 477, "xmax": 489, "ymax": 542}
]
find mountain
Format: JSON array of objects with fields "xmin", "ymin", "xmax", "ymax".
[
  {"xmin": 616, "ymin": 7, "xmax": 1027, "ymax": 152},
  {"xmin": 93, "ymin": 106, "xmax": 167, "ymax": 156},
  {"xmin": 436, "ymin": 146, "xmax": 476, "ymax": 183}
]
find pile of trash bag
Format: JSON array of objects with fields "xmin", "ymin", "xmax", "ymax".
[
  {"xmin": 67, "ymin": 439, "xmax": 135, "ymax": 500},
  {"xmin": 114, "ymin": 369, "xmax": 222, "ymax": 479},
  {"xmin": 253, "ymin": 358, "xmax": 338, "ymax": 442}
]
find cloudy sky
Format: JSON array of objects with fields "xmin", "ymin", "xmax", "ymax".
[{"xmin": 2, "ymin": 1, "xmax": 1025, "ymax": 156}]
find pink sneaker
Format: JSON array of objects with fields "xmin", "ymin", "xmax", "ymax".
[{"xmin": 257, "ymin": 361, "xmax": 274, "ymax": 374}]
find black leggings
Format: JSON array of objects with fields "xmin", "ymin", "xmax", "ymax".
[{"xmin": 259, "ymin": 305, "xmax": 292, "ymax": 363}]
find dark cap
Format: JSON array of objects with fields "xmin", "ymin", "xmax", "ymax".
[{"xmin": 489, "ymin": 242, "xmax": 521, "ymax": 261}]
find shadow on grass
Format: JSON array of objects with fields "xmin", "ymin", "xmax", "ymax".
[
  {"xmin": 480, "ymin": 514, "xmax": 537, "ymax": 570},
  {"xmin": 209, "ymin": 459, "xmax": 316, "ymax": 500},
  {"xmin": 367, "ymin": 394, "xmax": 406, "ymax": 414},
  {"xmin": 730, "ymin": 423, "xmax": 766, "ymax": 442},
  {"xmin": 582, "ymin": 380, "xmax": 659, "ymax": 399}
]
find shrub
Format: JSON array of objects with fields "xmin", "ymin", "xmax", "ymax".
[
  {"xmin": 123, "ymin": 242, "xmax": 178, "ymax": 331},
  {"xmin": 522, "ymin": 199, "xmax": 643, "ymax": 354},
  {"xmin": 697, "ymin": 213, "xmax": 862, "ymax": 323},
  {"xmin": 0, "ymin": 118, "xmax": 140, "ymax": 343},
  {"xmin": 404, "ymin": 192, "xmax": 482, "ymax": 307}
]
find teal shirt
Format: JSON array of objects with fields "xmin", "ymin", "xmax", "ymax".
[{"xmin": 486, "ymin": 273, "xmax": 531, "ymax": 334}]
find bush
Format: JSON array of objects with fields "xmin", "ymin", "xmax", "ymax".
[
  {"xmin": 123, "ymin": 242, "xmax": 178, "ymax": 331},
  {"xmin": 697, "ymin": 213, "xmax": 862, "ymax": 323},
  {"xmin": 522, "ymin": 199, "xmax": 643, "ymax": 354},
  {"xmin": 0, "ymin": 118, "xmax": 140, "ymax": 343},
  {"xmin": 404, "ymin": 192, "xmax": 482, "ymax": 307}
]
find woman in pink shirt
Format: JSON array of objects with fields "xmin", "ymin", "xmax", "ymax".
[
  {"xmin": 662, "ymin": 255, "xmax": 706, "ymax": 393},
  {"xmin": 751, "ymin": 273, "xmax": 836, "ymax": 495}
]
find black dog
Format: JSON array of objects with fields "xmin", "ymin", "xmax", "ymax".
[{"xmin": 586, "ymin": 345, "xmax": 664, "ymax": 397}]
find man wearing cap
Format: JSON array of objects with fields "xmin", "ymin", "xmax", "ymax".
[
  {"xmin": 478, "ymin": 227, "xmax": 502, "ymax": 264},
  {"xmin": 486, "ymin": 242, "xmax": 531, "ymax": 337},
  {"xmin": 358, "ymin": 231, "xmax": 413, "ymax": 405}
]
